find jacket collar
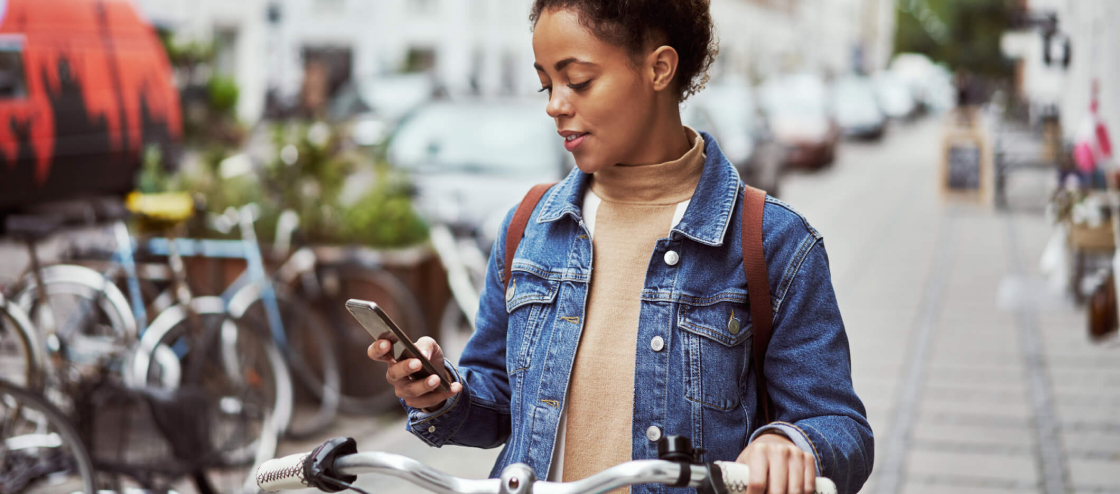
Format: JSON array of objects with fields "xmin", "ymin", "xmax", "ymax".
[{"xmin": 535, "ymin": 130, "xmax": 742, "ymax": 247}]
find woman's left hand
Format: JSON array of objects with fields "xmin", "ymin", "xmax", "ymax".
[{"xmin": 736, "ymin": 432, "xmax": 817, "ymax": 494}]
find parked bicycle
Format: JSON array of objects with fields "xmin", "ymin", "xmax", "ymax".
[{"xmin": 0, "ymin": 378, "xmax": 96, "ymax": 494}]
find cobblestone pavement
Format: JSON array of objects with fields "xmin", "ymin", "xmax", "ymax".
[{"xmin": 305, "ymin": 115, "xmax": 1118, "ymax": 493}]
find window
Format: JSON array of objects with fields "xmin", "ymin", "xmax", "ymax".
[{"xmin": 0, "ymin": 37, "xmax": 27, "ymax": 99}]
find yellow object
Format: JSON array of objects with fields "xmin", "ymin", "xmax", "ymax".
[{"xmin": 126, "ymin": 191, "xmax": 195, "ymax": 223}]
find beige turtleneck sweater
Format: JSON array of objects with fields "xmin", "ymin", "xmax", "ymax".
[{"xmin": 551, "ymin": 126, "xmax": 706, "ymax": 489}]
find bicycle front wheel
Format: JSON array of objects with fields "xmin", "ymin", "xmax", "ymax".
[
  {"xmin": 229, "ymin": 282, "xmax": 341, "ymax": 439},
  {"xmin": 132, "ymin": 297, "xmax": 292, "ymax": 494},
  {"xmin": 302, "ymin": 262, "xmax": 426, "ymax": 414},
  {"xmin": 0, "ymin": 379, "xmax": 97, "ymax": 494},
  {"xmin": 0, "ymin": 298, "xmax": 44, "ymax": 392}
]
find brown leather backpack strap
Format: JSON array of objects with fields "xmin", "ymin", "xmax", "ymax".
[
  {"xmin": 742, "ymin": 185, "xmax": 775, "ymax": 424},
  {"xmin": 503, "ymin": 183, "xmax": 557, "ymax": 290}
]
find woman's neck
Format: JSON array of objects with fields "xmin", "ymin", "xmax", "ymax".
[
  {"xmin": 591, "ymin": 125, "xmax": 705, "ymax": 204},
  {"xmin": 618, "ymin": 104, "xmax": 692, "ymax": 166}
]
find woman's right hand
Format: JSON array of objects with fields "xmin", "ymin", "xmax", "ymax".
[{"xmin": 368, "ymin": 336, "xmax": 462, "ymax": 410}]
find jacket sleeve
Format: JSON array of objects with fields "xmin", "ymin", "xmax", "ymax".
[
  {"xmin": 403, "ymin": 207, "xmax": 517, "ymax": 449},
  {"xmin": 746, "ymin": 239, "xmax": 874, "ymax": 494}
]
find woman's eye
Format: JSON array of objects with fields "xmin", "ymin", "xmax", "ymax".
[
  {"xmin": 538, "ymin": 86, "xmax": 552, "ymax": 94},
  {"xmin": 568, "ymin": 80, "xmax": 591, "ymax": 91}
]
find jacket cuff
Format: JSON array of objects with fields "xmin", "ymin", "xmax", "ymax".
[
  {"xmin": 749, "ymin": 422, "xmax": 822, "ymax": 475},
  {"xmin": 402, "ymin": 359, "xmax": 469, "ymax": 447}
]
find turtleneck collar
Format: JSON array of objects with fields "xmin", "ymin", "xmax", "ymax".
[{"xmin": 590, "ymin": 126, "xmax": 706, "ymax": 204}]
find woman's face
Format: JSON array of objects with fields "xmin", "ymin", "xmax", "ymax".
[{"xmin": 532, "ymin": 8, "xmax": 667, "ymax": 173}]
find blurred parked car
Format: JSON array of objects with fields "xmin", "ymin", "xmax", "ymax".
[
  {"xmin": 386, "ymin": 99, "xmax": 570, "ymax": 249},
  {"xmin": 760, "ymin": 74, "xmax": 840, "ymax": 170},
  {"xmin": 684, "ymin": 79, "xmax": 785, "ymax": 196},
  {"xmin": 331, "ymin": 73, "xmax": 438, "ymax": 147},
  {"xmin": 873, "ymin": 72, "xmax": 918, "ymax": 120},
  {"xmin": 830, "ymin": 75, "xmax": 887, "ymax": 140}
]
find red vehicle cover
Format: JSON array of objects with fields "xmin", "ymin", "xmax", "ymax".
[{"xmin": 0, "ymin": 0, "xmax": 181, "ymax": 210}]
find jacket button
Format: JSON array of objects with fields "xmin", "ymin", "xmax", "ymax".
[
  {"xmin": 650, "ymin": 336, "xmax": 664, "ymax": 352},
  {"xmin": 646, "ymin": 425, "xmax": 662, "ymax": 442},
  {"xmin": 728, "ymin": 315, "xmax": 740, "ymax": 335},
  {"xmin": 505, "ymin": 280, "xmax": 516, "ymax": 302},
  {"xmin": 664, "ymin": 250, "xmax": 680, "ymax": 266},
  {"xmin": 428, "ymin": 425, "xmax": 436, "ymax": 433}
]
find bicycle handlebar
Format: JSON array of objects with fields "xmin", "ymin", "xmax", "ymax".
[{"xmin": 256, "ymin": 438, "xmax": 838, "ymax": 494}]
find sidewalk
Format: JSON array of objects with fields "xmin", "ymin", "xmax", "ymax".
[{"xmin": 781, "ymin": 117, "xmax": 1119, "ymax": 494}]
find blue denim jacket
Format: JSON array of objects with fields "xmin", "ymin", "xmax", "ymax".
[{"xmin": 403, "ymin": 131, "xmax": 873, "ymax": 494}]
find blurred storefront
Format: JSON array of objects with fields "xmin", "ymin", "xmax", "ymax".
[{"xmin": 1001, "ymin": 0, "xmax": 1119, "ymax": 142}]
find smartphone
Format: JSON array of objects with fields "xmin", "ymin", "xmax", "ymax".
[{"xmin": 345, "ymin": 299, "xmax": 452, "ymax": 393}]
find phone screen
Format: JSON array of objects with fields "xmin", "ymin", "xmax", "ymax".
[{"xmin": 347, "ymin": 303, "xmax": 411, "ymax": 360}]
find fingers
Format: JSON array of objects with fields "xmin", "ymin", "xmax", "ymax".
[
  {"xmin": 386, "ymin": 358, "xmax": 424, "ymax": 382},
  {"xmin": 767, "ymin": 446, "xmax": 790, "ymax": 494},
  {"xmin": 400, "ymin": 378, "xmax": 463, "ymax": 409},
  {"xmin": 787, "ymin": 450, "xmax": 805, "ymax": 494},
  {"xmin": 414, "ymin": 336, "xmax": 444, "ymax": 363},
  {"xmin": 746, "ymin": 445, "xmax": 769, "ymax": 494},
  {"xmin": 367, "ymin": 339, "xmax": 395, "ymax": 362},
  {"xmin": 804, "ymin": 451, "xmax": 817, "ymax": 494}
]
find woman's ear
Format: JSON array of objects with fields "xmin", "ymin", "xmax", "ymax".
[{"xmin": 647, "ymin": 45, "xmax": 679, "ymax": 93}]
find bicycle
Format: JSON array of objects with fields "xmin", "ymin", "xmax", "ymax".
[
  {"xmin": 269, "ymin": 215, "xmax": 428, "ymax": 415},
  {"xmin": 254, "ymin": 436, "xmax": 838, "ymax": 494},
  {"xmin": 0, "ymin": 379, "xmax": 96, "ymax": 494},
  {"xmin": 427, "ymin": 222, "xmax": 488, "ymax": 363},
  {"xmin": 12, "ymin": 198, "xmax": 339, "ymax": 439},
  {"xmin": 79, "ymin": 192, "xmax": 293, "ymax": 494},
  {"xmin": 131, "ymin": 204, "xmax": 340, "ymax": 438}
]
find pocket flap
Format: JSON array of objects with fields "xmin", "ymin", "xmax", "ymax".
[
  {"xmin": 505, "ymin": 270, "xmax": 560, "ymax": 313},
  {"xmin": 678, "ymin": 301, "xmax": 751, "ymax": 347}
]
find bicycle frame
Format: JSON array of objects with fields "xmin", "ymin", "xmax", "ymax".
[{"xmin": 141, "ymin": 209, "xmax": 289, "ymax": 353}]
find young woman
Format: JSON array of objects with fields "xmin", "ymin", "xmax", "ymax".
[{"xmin": 368, "ymin": 1, "xmax": 874, "ymax": 493}]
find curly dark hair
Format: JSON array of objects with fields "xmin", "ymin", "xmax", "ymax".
[{"xmin": 529, "ymin": 0, "xmax": 718, "ymax": 101}]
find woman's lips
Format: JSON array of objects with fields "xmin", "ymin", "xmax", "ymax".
[{"xmin": 564, "ymin": 133, "xmax": 589, "ymax": 152}]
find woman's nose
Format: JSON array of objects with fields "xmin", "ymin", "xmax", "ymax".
[{"xmin": 546, "ymin": 91, "xmax": 573, "ymax": 119}]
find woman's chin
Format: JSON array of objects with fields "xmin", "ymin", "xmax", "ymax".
[{"xmin": 573, "ymin": 155, "xmax": 611, "ymax": 174}]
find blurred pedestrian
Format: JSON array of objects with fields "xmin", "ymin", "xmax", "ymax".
[{"xmin": 368, "ymin": 2, "xmax": 873, "ymax": 493}]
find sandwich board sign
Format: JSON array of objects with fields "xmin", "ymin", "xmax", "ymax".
[{"xmin": 941, "ymin": 111, "xmax": 993, "ymax": 206}]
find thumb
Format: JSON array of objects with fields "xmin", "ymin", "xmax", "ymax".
[{"xmin": 415, "ymin": 336, "xmax": 442, "ymax": 361}]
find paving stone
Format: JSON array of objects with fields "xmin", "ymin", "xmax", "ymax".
[
  {"xmin": 1056, "ymin": 402, "xmax": 1120, "ymax": 424},
  {"xmin": 911, "ymin": 422, "xmax": 1036, "ymax": 448},
  {"xmin": 1062, "ymin": 430, "xmax": 1120, "ymax": 455},
  {"xmin": 901, "ymin": 481, "xmax": 1040, "ymax": 494},
  {"xmin": 1069, "ymin": 458, "xmax": 1120, "ymax": 489},
  {"xmin": 905, "ymin": 449, "xmax": 1040, "ymax": 485},
  {"xmin": 919, "ymin": 394, "xmax": 1034, "ymax": 421}
]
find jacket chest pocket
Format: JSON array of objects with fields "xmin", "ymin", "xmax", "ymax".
[
  {"xmin": 677, "ymin": 300, "xmax": 752, "ymax": 411},
  {"xmin": 505, "ymin": 269, "xmax": 560, "ymax": 375}
]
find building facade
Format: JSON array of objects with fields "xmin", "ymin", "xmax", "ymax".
[{"xmin": 132, "ymin": 0, "xmax": 894, "ymax": 123}]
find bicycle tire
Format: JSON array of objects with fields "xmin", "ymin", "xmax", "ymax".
[
  {"xmin": 438, "ymin": 299, "xmax": 475, "ymax": 366},
  {"xmin": 130, "ymin": 297, "xmax": 292, "ymax": 493},
  {"xmin": 228, "ymin": 282, "xmax": 341, "ymax": 439},
  {"xmin": 0, "ymin": 379, "xmax": 97, "ymax": 494},
  {"xmin": 0, "ymin": 296, "xmax": 44, "ymax": 392},
  {"xmin": 301, "ymin": 262, "xmax": 426, "ymax": 414},
  {"xmin": 15, "ymin": 264, "xmax": 138, "ymax": 341}
]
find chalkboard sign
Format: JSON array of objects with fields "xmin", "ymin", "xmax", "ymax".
[{"xmin": 947, "ymin": 144, "xmax": 981, "ymax": 190}]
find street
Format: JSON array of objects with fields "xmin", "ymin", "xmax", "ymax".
[{"xmin": 300, "ymin": 115, "xmax": 1119, "ymax": 494}]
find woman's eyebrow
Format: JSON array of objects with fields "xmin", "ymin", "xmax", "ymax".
[{"xmin": 533, "ymin": 57, "xmax": 597, "ymax": 72}]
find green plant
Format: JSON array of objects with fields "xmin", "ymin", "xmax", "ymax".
[
  {"xmin": 207, "ymin": 75, "xmax": 240, "ymax": 115},
  {"xmin": 260, "ymin": 121, "xmax": 429, "ymax": 247}
]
